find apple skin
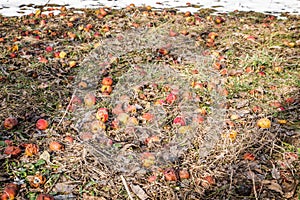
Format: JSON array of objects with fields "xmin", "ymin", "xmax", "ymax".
[
  {"xmin": 36, "ymin": 119, "xmax": 48, "ymax": 130},
  {"xmin": 84, "ymin": 93, "xmax": 96, "ymax": 107},
  {"xmin": 4, "ymin": 146, "xmax": 22, "ymax": 157},
  {"xmin": 100, "ymin": 85, "xmax": 113, "ymax": 95},
  {"xmin": 3, "ymin": 117, "xmax": 18, "ymax": 130},
  {"xmin": 165, "ymin": 93, "xmax": 177, "ymax": 104},
  {"xmin": 173, "ymin": 116, "xmax": 186, "ymax": 126},
  {"xmin": 96, "ymin": 108, "xmax": 109, "ymax": 122},
  {"xmin": 102, "ymin": 77, "xmax": 113, "ymax": 86}
]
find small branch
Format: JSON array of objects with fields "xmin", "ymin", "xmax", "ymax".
[
  {"xmin": 121, "ymin": 175, "xmax": 134, "ymax": 200},
  {"xmin": 50, "ymin": 89, "xmax": 77, "ymax": 132}
]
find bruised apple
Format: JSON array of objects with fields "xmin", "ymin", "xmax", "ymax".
[
  {"xmin": 0, "ymin": 183, "xmax": 19, "ymax": 200},
  {"xmin": 4, "ymin": 146, "xmax": 22, "ymax": 157},
  {"xmin": 100, "ymin": 85, "xmax": 113, "ymax": 95},
  {"xmin": 257, "ymin": 118, "xmax": 271, "ymax": 129},
  {"xmin": 96, "ymin": 108, "xmax": 109, "ymax": 122},
  {"xmin": 173, "ymin": 116, "xmax": 186, "ymax": 126},
  {"xmin": 25, "ymin": 143, "xmax": 39, "ymax": 156},
  {"xmin": 101, "ymin": 77, "xmax": 113, "ymax": 86},
  {"xmin": 3, "ymin": 117, "xmax": 18, "ymax": 130},
  {"xmin": 84, "ymin": 93, "xmax": 96, "ymax": 107}
]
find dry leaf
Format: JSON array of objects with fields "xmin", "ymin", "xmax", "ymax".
[
  {"xmin": 130, "ymin": 184, "xmax": 149, "ymax": 200},
  {"xmin": 53, "ymin": 182, "xmax": 77, "ymax": 194},
  {"xmin": 262, "ymin": 180, "xmax": 283, "ymax": 195},
  {"xmin": 39, "ymin": 151, "xmax": 51, "ymax": 164}
]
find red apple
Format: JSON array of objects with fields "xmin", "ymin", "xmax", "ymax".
[
  {"xmin": 1, "ymin": 183, "xmax": 18, "ymax": 200},
  {"xmin": 173, "ymin": 116, "xmax": 186, "ymax": 126},
  {"xmin": 163, "ymin": 168, "xmax": 177, "ymax": 181},
  {"xmin": 4, "ymin": 146, "xmax": 22, "ymax": 157},
  {"xmin": 49, "ymin": 141, "xmax": 63, "ymax": 151},
  {"xmin": 9, "ymin": 53, "xmax": 17, "ymax": 58},
  {"xmin": 45, "ymin": 46, "xmax": 53, "ymax": 52},
  {"xmin": 165, "ymin": 92, "xmax": 177, "ymax": 104},
  {"xmin": 64, "ymin": 136, "xmax": 74, "ymax": 144},
  {"xmin": 36, "ymin": 119, "xmax": 48, "ymax": 130},
  {"xmin": 102, "ymin": 77, "xmax": 113, "ymax": 86},
  {"xmin": 179, "ymin": 169, "xmax": 190, "ymax": 179},
  {"xmin": 142, "ymin": 113, "xmax": 154, "ymax": 121},
  {"xmin": 3, "ymin": 117, "xmax": 18, "ymax": 130},
  {"xmin": 96, "ymin": 108, "xmax": 109, "ymax": 122}
]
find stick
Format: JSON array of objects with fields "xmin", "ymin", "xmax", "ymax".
[{"xmin": 121, "ymin": 175, "xmax": 134, "ymax": 200}]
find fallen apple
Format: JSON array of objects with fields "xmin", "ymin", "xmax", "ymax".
[
  {"xmin": 101, "ymin": 77, "xmax": 113, "ymax": 86},
  {"xmin": 173, "ymin": 116, "xmax": 186, "ymax": 126},
  {"xmin": 4, "ymin": 146, "xmax": 22, "ymax": 157},
  {"xmin": 64, "ymin": 136, "xmax": 74, "ymax": 144},
  {"xmin": 100, "ymin": 85, "xmax": 113, "ymax": 95},
  {"xmin": 163, "ymin": 168, "xmax": 177, "ymax": 181},
  {"xmin": 91, "ymin": 120, "xmax": 106, "ymax": 132},
  {"xmin": 142, "ymin": 113, "xmax": 154, "ymax": 122},
  {"xmin": 1, "ymin": 183, "xmax": 18, "ymax": 200},
  {"xmin": 96, "ymin": 108, "xmax": 109, "ymax": 122},
  {"xmin": 257, "ymin": 118, "xmax": 271, "ymax": 129},
  {"xmin": 179, "ymin": 169, "xmax": 190, "ymax": 179},
  {"xmin": 3, "ymin": 117, "xmax": 18, "ymax": 130},
  {"xmin": 49, "ymin": 141, "xmax": 63, "ymax": 151},
  {"xmin": 36, "ymin": 119, "xmax": 48, "ymax": 130},
  {"xmin": 84, "ymin": 93, "xmax": 96, "ymax": 107},
  {"xmin": 165, "ymin": 92, "xmax": 177, "ymax": 104},
  {"xmin": 25, "ymin": 143, "xmax": 39, "ymax": 156}
]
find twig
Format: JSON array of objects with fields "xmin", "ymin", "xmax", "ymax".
[
  {"xmin": 248, "ymin": 165, "xmax": 258, "ymax": 200},
  {"xmin": 228, "ymin": 166, "xmax": 234, "ymax": 192},
  {"xmin": 121, "ymin": 175, "xmax": 134, "ymax": 200},
  {"xmin": 50, "ymin": 89, "xmax": 77, "ymax": 132}
]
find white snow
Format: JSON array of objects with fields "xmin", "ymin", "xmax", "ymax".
[{"xmin": 0, "ymin": 0, "xmax": 299, "ymax": 17}]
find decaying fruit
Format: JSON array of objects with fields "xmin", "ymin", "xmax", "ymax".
[
  {"xmin": 164, "ymin": 168, "xmax": 177, "ymax": 181},
  {"xmin": 29, "ymin": 174, "xmax": 46, "ymax": 188},
  {"xmin": 0, "ymin": 183, "xmax": 19, "ymax": 200},
  {"xmin": 84, "ymin": 93, "xmax": 96, "ymax": 107},
  {"xmin": 49, "ymin": 141, "xmax": 63, "ymax": 151},
  {"xmin": 257, "ymin": 118, "xmax": 271, "ymax": 129},
  {"xmin": 25, "ymin": 143, "xmax": 39, "ymax": 156},
  {"xmin": 4, "ymin": 146, "xmax": 22, "ymax": 157},
  {"xmin": 3, "ymin": 117, "xmax": 18, "ymax": 130},
  {"xmin": 96, "ymin": 108, "xmax": 109, "ymax": 122}
]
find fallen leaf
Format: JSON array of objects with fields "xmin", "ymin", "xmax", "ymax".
[
  {"xmin": 53, "ymin": 182, "xmax": 77, "ymax": 194},
  {"xmin": 130, "ymin": 184, "xmax": 149, "ymax": 200},
  {"xmin": 262, "ymin": 180, "xmax": 283, "ymax": 195},
  {"xmin": 39, "ymin": 150, "xmax": 51, "ymax": 164}
]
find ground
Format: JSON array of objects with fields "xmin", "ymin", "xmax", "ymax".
[{"xmin": 0, "ymin": 5, "xmax": 299, "ymax": 200}]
